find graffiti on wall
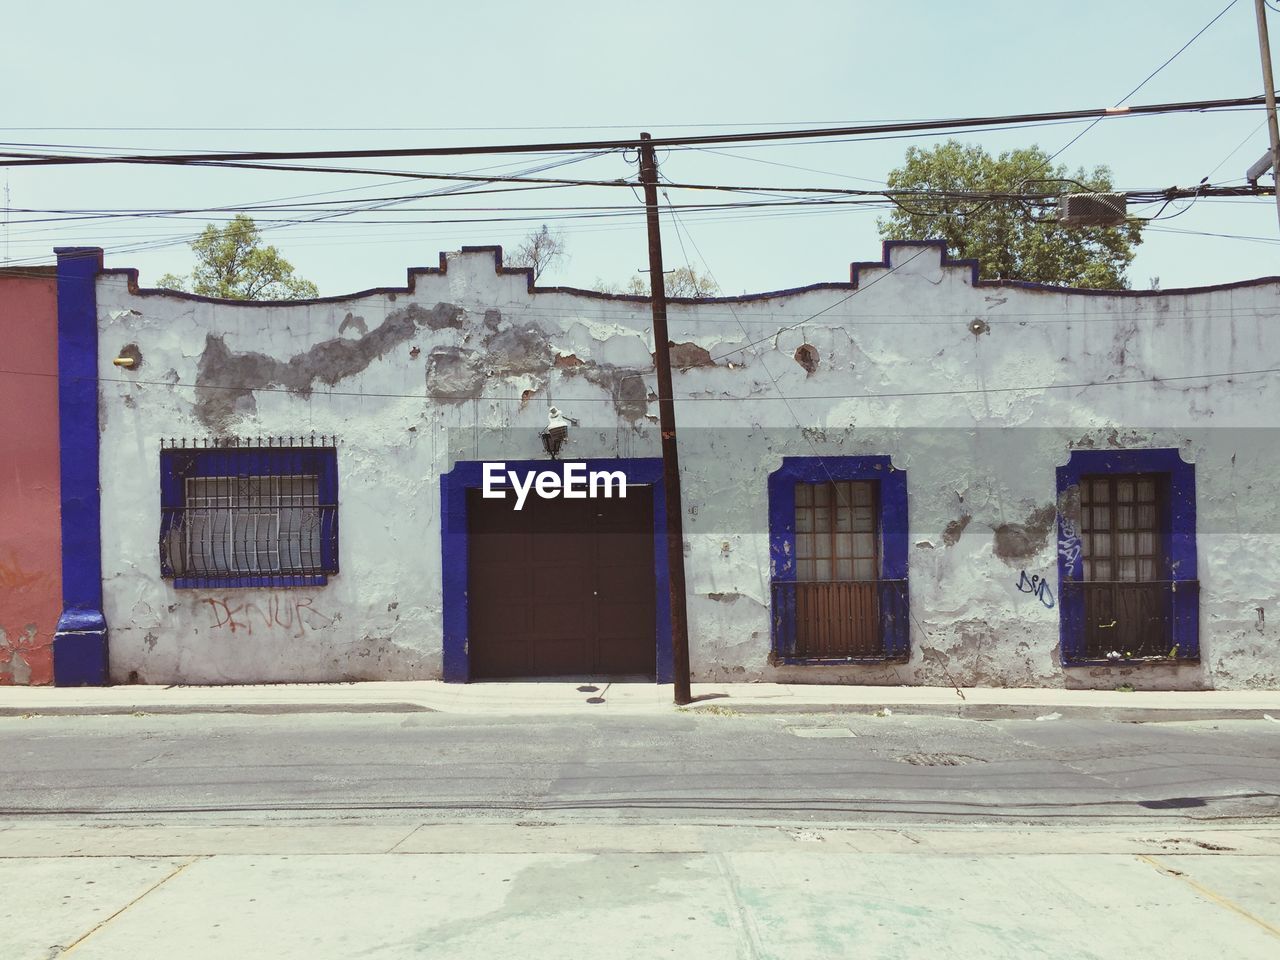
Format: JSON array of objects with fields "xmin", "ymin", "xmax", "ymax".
[
  {"xmin": 1016, "ymin": 570, "xmax": 1055, "ymax": 609},
  {"xmin": 201, "ymin": 595, "xmax": 335, "ymax": 638},
  {"xmin": 1058, "ymin": 515, "xmax": 1082, "ymax": 571}
]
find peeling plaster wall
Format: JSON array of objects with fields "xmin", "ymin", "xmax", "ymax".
[{"xmin": 95, "ymin": 243, "xmax": 1280, "ymax": 688}]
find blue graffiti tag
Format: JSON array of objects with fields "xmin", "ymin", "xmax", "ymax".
[{"xmin": 1016, "ymin": 570, "xmax": 1055, "ymax": 609}]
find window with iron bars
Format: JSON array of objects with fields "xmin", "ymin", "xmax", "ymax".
[
  {"xmin": 785, "ymin": 479, "xmax": 886, "ymax": 659},
  {"xmin": 768, "ymin": 457, "xmax": 910, "ymax": 664},
  {"xmin": 159, "ymin": 439, "xmax": 339, "ymax": 588},
  {"xmin": 1078, "ymin": 472, "xmax": 1177, "ymax": 659},
  {"xmin": 1055, "ymin": 448, "xmax": 1199, "ymax": 665}
]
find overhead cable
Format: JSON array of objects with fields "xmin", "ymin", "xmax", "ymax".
[
  {"xmin": 1046, "ymin": 0, "xmax": 1242, "ymax": 163},
  {"xmin": 0, "ymin": 365, "xmax": 1274, "ymax": 403},
  {"xmin": 0, "ymin": 94, "xmax": 1266, "ymax": 169}
]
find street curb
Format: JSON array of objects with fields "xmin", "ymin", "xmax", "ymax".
[
  {"xmin": 0, "ymin": 702, "xmax": 435, "ymax": 717},
  {"xmin": 685, "ymin": 702, "xmax": 1279, "ymax": 722},
  {"xmin": 1, "ymin": 700, "xmax": 1274, "ymax": 721}
]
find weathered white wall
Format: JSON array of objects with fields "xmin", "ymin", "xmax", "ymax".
[{"xmin": 95, "ymin": 242, "xmax": 1280, "ymax": 688}]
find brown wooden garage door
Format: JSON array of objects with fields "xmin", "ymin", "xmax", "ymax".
[{"xmin": 467, "ymin": 485, "xmax": 656, "ymax": 679}]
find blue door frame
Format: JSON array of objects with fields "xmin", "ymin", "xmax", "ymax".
[{"xmin": 439, "ymin": 457, "xmax": 673, "ymax": 682}]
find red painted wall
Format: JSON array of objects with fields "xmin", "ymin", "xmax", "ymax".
[{"xmin": 0, "ymin": 267, "xmax": 60, "ymax": 684}]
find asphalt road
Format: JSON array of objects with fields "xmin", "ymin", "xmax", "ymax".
[{"xmin": 4, "ymin": 712, "xmax": 1279, "ymax": 825}]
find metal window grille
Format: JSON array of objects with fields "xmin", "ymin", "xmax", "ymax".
[
  {"xmin": 787, "ymin": 480, "xmax": 887, "ymax": 658},
  {"xmin": 1078, "ymin": 472, "xmax": 1178, "ymax": 658},
  {"xmin": 180, "ymin": 475, "xmax": 322, "ymax": 576},
  {"xmin": 159, "ymin": 437, "xmax": 338, "ymax": 586}
]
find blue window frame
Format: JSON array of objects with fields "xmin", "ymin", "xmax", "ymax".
[
  {"xmin": 159, "ymin": 441, "xmax": 339, "ymax": 589},
  {"xmin": 1056, "ymin": 448, "xmax": 1198, "ymax": 664},
  {"xmin": 768, "ymin": 456, "xmax": 910, "ymax": 663}
]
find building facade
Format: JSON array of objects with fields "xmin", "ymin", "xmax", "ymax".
[{"xmin": 46, "ymin": 240, "xmax": 1280, "ymax": 689}]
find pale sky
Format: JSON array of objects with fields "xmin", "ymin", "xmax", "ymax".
[{"xmin": 2, "ymin": 0, "xmax": 1275, "ymax": 296}]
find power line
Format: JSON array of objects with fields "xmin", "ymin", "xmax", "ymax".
[
  {"xmin": 705, "ymin": 246, "xmax": 958, "ymax": 364},
  {"xmin": 0, "ymin": 364, "xmax": 1273, "ymax": 403},
  {"xmin": 4, "ymin": 198, "xmax": 1276, "ymax": 269},
  {"xmin": 662, "ymin": 183, "xmax": 861, "ymax": 524},
  {"xmin": 0, "ymin": 202, "xmax": 895, "ymax": 266},
  {"xmin": 0, "ymin": 94, "xmax": 1266, "ymax": 169},
  {"xmin": 0, "ymin": 165, "xmax": 1165, "ymax": 205},
  {"xmin": 1046, "ymin": 0, "xmax": 1243, "ymax": 164},
  {"xmin": 0, "ymin": 181, "xmax": 586, "ymax": 226},
  {"xmin": 0, "ymin": 113, "xmax": 1249, "ymax": 219},
  {"xmin": 0, "ymin": 153, "xmax": 575, "ymax": 260},
  {"xmin": 279, "ymin": 151, "xmax": 614, "ymax": 237},
  {"xmin": 1119, "ymin": 2, "xmax": 1242, "ymax": 106},
  {"xmin": 1146, "ymin": 224, "xmax": 1280, "ymax": 243},
  {"xmin": 5, "ymin": 195, "xmax": 1274, "ymax": 270},
  {"xmin": 3, "ymin": 174, "xmax": 1265, "ymax": 227},
  {"xmin": 0, "ymin": 118, "xmax": 966, "ymax": 133},
  {"xmin": 0, "ymin": 197, "xmax": 901, "ymax": 228},
  {"xmin": 1, "ymin": 152, "xmax": 613, "ymax": 268},
  {"xmin": 7, "ymin": 181, "xmax": 1269, "ymax": 267},
  {"xmin": 0, "ymin": 119, "xmax": 1108, "ymax": 175},
  {"xmin": 663, "ymin": 182, "xmax": 965, "ymax": 685}
]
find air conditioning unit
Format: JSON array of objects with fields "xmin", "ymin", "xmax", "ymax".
[{"xmin": 1058, "ymin": 192, "xmax": 1127, "ymax": 227}]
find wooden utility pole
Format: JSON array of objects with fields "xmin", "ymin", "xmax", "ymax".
[
  {"xmin": 637, "ymin": 132, "xmax": 692, "ymax": 706},
  {"xmin": 1255, "ymin": 0, "xmax": 1280, "ymax": 230}
]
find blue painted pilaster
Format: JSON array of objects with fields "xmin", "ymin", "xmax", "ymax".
[{"xmin": 53, "ymin": 247, "xmax": 108, "ymax": 686}]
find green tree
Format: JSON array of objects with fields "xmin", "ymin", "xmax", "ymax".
[
  {"xmin": 877, "ymin": 140, "xmax": 1142, "ymax": 289},
  {"xmin": 158, "ymin": 215, "xmax": 319, "ymax": 300}
]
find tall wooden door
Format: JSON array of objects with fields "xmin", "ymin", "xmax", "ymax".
[
  {"xmin": 1079, "ymin": 473, "xmax": 1173, "ymax": 658},
  {"xmin": 466, "ymin": 486, "xmax": 656, "ymax": 678},
  {"xmin": 791, "ymin": 480, "xmax": 882, "ymax": 657}
]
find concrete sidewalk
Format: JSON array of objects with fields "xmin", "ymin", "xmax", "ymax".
[
  {"xmin": 7, "ymin": 843, "xmax": 1280, "ymax": 959},
  {"xmin": 2, "ymin": 680, "xmax": 1278, "ymax": 721}
]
